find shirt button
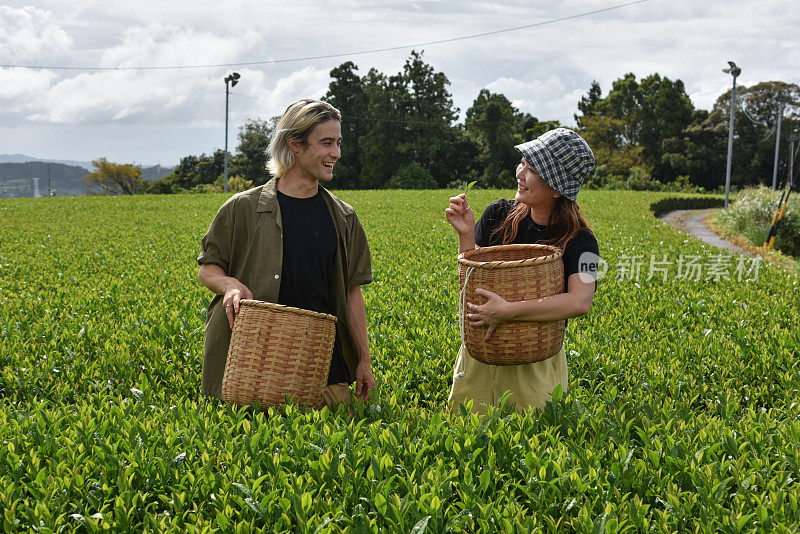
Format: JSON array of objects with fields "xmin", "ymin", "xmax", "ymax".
[{"xmin": 274, "ymin": 274, "xmax": 280, "ymax": 279}]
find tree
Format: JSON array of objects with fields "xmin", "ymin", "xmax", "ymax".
[
  {"xmin": 576, "ymin": 73, "xmax": 694, "ymax": 182},
  {"xmin": 148, "ymin": 150, "xmax": 228, "ymax": 193},
  {"xmin": 579, "ymin": 114, "xmax": 649, "ymax": 183},
  {"xmin": 146, "ymin": 54, "xmax": 569, "ymax": 192},
  {"xmin": 669, "ymin": 81, "xmax": 800, "ymax": 189},
  {"xmin": 84, "ymin": 158, "xmax": 144, "ymax": 195},
  {"xmin": 525, "ymin": 120, "xmax": 562, "ymax": 141},
  {"xmin": 637, "ymin": 74, "xmax": 695, "ymax": 179},
  {"xmin": 357, "ymin": 67, "xmax": 402, "ymax": 189},
  {"xmin": 398, "ymin": 51, "xmax": 460, "ymax": 187},
  {"xmin": 232, "ymin": 117, "xmax": 276, "ymax": 186},
  {"xmin": 734, "ymin": 81, "xmax": 800, "ymax": 125},
  {"xmin": 519, "ymin": 113, "xmax": 541, "ymax": 141},
  {"xmin": 575, "ymin": 80, "xmax": 602, "ymax": 125},
  {"xmin": 354, "ymin": 51, "xmax": 463, "ymax": 188},
  {"xmin": 465, "ymin": 90, "xmax": 523, "ymax": 188},
  {"xmin": 324, "ymin": 61, "xmax": 368, "ymax": 189},
  {"xmin": 660, "ymin": 109, "xmax": 728, "ymax": 190}
]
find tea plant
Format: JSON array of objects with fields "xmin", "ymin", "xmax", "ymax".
[{"xmin": 1, "ymin": 190, "xmax": 799, "ymax": 532}]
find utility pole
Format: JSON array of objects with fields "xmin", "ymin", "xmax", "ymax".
[
  {"xmin": 223, "ymin": 72, "xmax": 241, "ymax": 194},
  {"xmin": 772, "ymin": 99, "xmax": 784, "ymax": 190},
  {"xmin": 722, "ymin": 61, "xmax": 741, "ymax": 208}
]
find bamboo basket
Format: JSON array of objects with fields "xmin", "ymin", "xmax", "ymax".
[
  {"xmin": 458, "ymin": 244, "xmax": 564, "ymax": 365},
  {"xmin": 221, "ymin": 300, "xmax": 336, "ymax": 410}
]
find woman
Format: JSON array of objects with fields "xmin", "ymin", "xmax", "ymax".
[{"xmin": 445, "ymin": 128, "xmax": 599, "ymax": 414}]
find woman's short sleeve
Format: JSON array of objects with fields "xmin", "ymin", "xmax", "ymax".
[
  {"xmin": 475, "ymin": 199, "xmax": 513, "ymax": 246},
  {"xmin": 562, "ymin": 230, "xmax": 599, "ymax": 280}
]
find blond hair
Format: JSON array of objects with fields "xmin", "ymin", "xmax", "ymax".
[{"xmin": 267, "ymin": 99, "xmax": 342, "ymax": 177}]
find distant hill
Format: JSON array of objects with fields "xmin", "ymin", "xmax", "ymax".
[
  {"xmin": 0, "ymin": 162, "xmax": 88, "ymax": 197},
  {"xmin": 141, "ymin": 164, "xmax": 174, "ymax": 182},
  {"xmin": 0, "ymin": 161, "xmax": 175, "ymax": 198},
  {"xmin": 0, "ymin": 154, "xmax": 93, "ymax": 171}
]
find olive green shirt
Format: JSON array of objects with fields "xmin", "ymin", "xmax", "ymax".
[{"xmin": 197, "ymin": 178, "xmax": 373, "ymax": 398}]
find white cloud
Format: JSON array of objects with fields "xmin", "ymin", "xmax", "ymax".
[
  {"xmin": 486, "ymin": 75, "xmax": 584, "ymax": 124},
  {"xmin": 98, "ymin": 22, "xmax": 262, "ymax": 69},
  {"xmin": 0, "ymin": 67, "xmax": 57, "ymax": 101},
  {"xmin": 0, "ymin": 6, "xmax": 73, "ymax": 63},
  {"xmin": 263, "ymin": 67, "xmax": 331, "ymax": 112},
  {"xmin": 21, "ymin": 22, "xmax": 268, "ymax": 125}
]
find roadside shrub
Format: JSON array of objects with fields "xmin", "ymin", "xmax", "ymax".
[
  {"xmin": 385, "ymin": 162, "xmax": 437, "ymax": 189},
  {"xmin": 650, "ymin": 195, "xmax": 724, "ymax": 217},
  {"xmin": 659, "ymin": 174, "xmax": 705, "ymax": 193},
  {"xmin": 145, "ymin": 174, "xmax": 180, "ymax": 194},
  {"xmin": 587, "ymin": 170, "xmax": 706, "ymax": 193},
  {"xmin": 714, "ymin": 186, "xmax": 800, "ymax": 256},
  {"xmin": 193, "ymin": 174, "xmax": 254, "ymax": 194},
  {"xmin": 626, "ymin": 166, "xmax": 657, "ymax": 190},
  {"xmin": 445, "ymin": 175, "xmax": 481, "ymax": 190}
]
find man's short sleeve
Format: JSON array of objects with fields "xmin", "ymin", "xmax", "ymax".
[
  {"xmin": 197, "ymin": 200, "xmax": 234, "ymax": 273},
  {"xmin": 346, "ymin": 213, "xmax": 372, "ymax": 290}
]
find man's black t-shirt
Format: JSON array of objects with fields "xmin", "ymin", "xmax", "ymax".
[
  {"xmin": 475, "ymin": 199, "xmax": 600, "ymax": 292},
  {"xmin": 277, "ymin": 190, "xmax": 350, "ymax": 385}
]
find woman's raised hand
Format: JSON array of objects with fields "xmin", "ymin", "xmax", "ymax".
[{"xmin": 445, "ymin": 194, "xmax": 475, "ymax": 236}]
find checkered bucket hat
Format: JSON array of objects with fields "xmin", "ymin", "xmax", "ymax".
[{"xmin": 515, "ymin": 128, "xmax": 595, "ymax": 202}]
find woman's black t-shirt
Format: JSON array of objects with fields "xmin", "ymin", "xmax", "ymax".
[{"xmin": 475, "ymin": 199, "xmax": 600, "ymax": 292}]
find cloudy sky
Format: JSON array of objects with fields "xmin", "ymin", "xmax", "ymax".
[{"xmin": 1, "ymin": 0, "xmax": 798, "ymax": 166}]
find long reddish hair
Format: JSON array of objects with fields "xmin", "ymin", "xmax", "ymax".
[{"xmin": 491, "ymin": 197, "xmax": 592, "ymax": 250}]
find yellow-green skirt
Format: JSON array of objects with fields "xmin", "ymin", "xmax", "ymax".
[{"xmin": 447, "ymin": 344, "xmax": 567, "ymax": 414}]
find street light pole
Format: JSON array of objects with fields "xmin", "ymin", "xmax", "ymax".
[
  {"xmin": 223, "ymin": 72, "xmax": 241, "ymax": 194},
  {"xmin": 723, "ymin": 61, "xmax": 741, "ymax": 209},
  {"xmin": 790, "ymin": 135, "xmax": 798, "ymax": 188},
  {"xmin": 771, "ymin": 99, "xmax": 784, "ymax": 190}
]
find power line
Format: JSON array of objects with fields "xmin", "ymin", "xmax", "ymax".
[
  {"xmin": 734, "ymin": 92, "xmax": 783, "ymax": 141},
  {"xmin": 0, "ymin": 0, "xmax": 653, "ymax": 71}
]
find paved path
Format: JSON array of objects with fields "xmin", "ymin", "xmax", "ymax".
[{"xmin": 659, "ymin": 209, "xmax": 750, "ymax": 255}]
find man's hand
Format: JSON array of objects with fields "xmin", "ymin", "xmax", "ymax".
[
  {"xmin": 467, "ymin": 288, "xmax": 512, "ymax": 341},
  {"xmin": 354, "ymin": 360, "xmax": 375, "ymax": 401},
  {"xmin": 198, "ymin": 264, "xmax": 253, "ymax": 330},
  {"xmin": 346, "ymin": 285, "xmax": 373, "ymax": 401},
  {"xmin": 222, "ymin": 285, "xmax": 253, "ymax": 329}
]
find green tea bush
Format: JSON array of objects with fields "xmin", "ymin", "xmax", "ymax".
[
  {"xmin": 650, "ymin": 196, "xmax": 725, "ymax": 217},
  {"xmin": 1, "ymin": 190, "xmax": 799, "ymax": 532},
  {"xmin": 714, "ymin": 186, "xmax": 800, "ymax": 256}
]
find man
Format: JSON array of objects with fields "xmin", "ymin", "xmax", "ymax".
[{"xmin": 197, "ymin": 99, "xmax": 375, "ymax": 404}]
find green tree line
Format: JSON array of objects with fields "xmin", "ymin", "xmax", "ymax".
[{"xmin": 142, "ymin": 51, "xmax": 799, "ymax": 194}]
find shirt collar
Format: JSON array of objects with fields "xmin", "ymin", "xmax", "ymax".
[
  {"xmin": 256, "ymin": 177, "xmax": 279, "ymax": 213},
  {"xmin": 257, "ymin": 177, "xmax": 353, "ymax": 219}
]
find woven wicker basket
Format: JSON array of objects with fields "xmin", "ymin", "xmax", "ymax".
[
  {"xmin": 221, "ymin": 299, "xmax": 337, "ymax": 410},
  {"xmin": 458, "ymin": 244, "xmax": 564, "ymax": 365}
]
